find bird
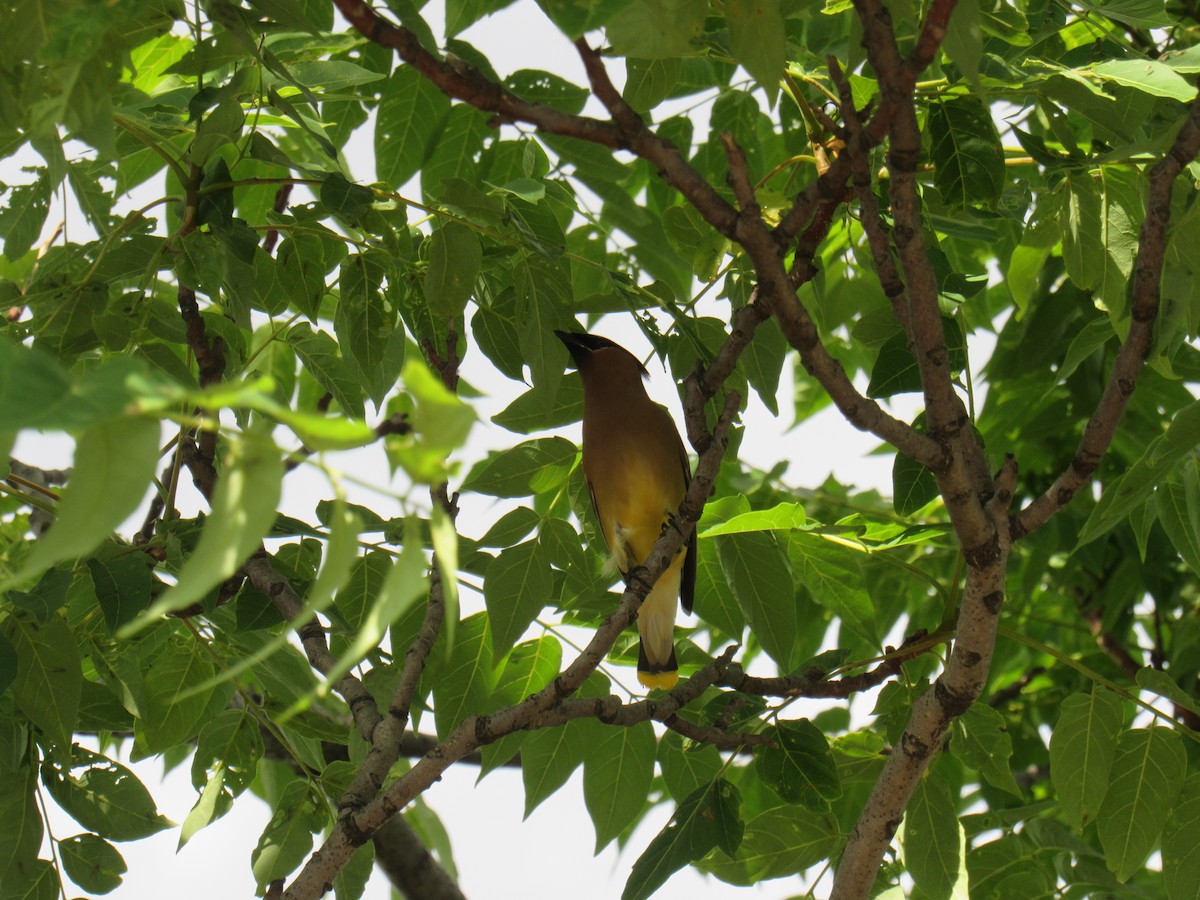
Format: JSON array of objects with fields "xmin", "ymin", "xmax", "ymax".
[{"xmin": 555, "ymin": 330, "xmax": 696, "ymax": 690}]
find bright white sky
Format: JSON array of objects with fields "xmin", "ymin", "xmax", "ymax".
[{"xmin": 8, "ymin": 2, "xmax": 924, "ymax": 898}]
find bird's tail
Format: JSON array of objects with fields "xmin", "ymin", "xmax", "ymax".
[
  {"xmin": 635, "ymin": 561, "xmax": 682, "ymax": 690},
  {"xmin": 637, "ymin": 643, "xmax": 678, "ymax": 690}
]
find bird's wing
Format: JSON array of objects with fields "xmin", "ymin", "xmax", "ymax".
[
  {"xmin": 585, "ymin": 475, "xmax": 614, "ymax": 554},
  {"xmin": 677, "ymin": 443, "xmax": 696, "ymax": 614}
]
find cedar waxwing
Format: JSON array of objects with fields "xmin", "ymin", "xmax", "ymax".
[{"xmin": 555, "ymin": 330, "xmax": 696, "ymax": 690}]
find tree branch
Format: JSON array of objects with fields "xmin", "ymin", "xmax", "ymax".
[
  {"xmin": 282, "ymin": 392, "xmax": 741, "ymax": 900},
  {"xmin": 831, "ymin": 453, "xmax": 1018, "ymax": 899},
  {"xmin": 721, "ymin": 628, "xmax": 933, "ymax": 698},
  {"xmin": 853, "ymin": 0, "xmax": 996, "ymax": 558},
  {"xmin": 243, "ymin": 554, "xmax": 382, "ymax": 742},
  {"xmin": 337, "ymin": 334, "xmax": 465, "ymax": 892},
  {"xmin": 1015, "ymin": 88, "xmax": 1200, "ymax": 538},
  {"xmin": 373, "ymin": 816, "xmax": 466, "ymax": 900}
]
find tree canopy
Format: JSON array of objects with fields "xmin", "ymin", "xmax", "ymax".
[{"xmin": 2, "ymin": 0, "xmax": 1200, "ymax": 898}]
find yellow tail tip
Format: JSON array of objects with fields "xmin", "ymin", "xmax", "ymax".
[{"xmin": 637, "ymin": 669, "xmax": 678, "ymax": 691}]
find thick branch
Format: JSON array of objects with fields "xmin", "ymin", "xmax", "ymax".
[
  {"xmin": 852, "ymin": 0, "xmax": 996, "ymax": 558},
  {"xmin": 831, "ymin": 454, "xmax": 1018, "ymax": 900},
  {"xmin": 372, "ymin": 816, "xmax": 466, "ymax": 900}
]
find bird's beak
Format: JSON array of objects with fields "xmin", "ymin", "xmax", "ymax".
[{"xmin": 555, "ymin": 330, "xmax": 588, "ymax": 367}]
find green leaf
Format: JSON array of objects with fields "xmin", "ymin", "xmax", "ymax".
[
  {"xmin": 607, "ymin": 0, "xmax": 706, "ymax": 59},
  {"xmin": 1155, "ymin": 457, "xmax": 1200, "ymax": 575},
  {"xmin": 192, "ymin": 97, "xmax": 245, "ymax": 167},
  {"xmin": 424, "ymin": 222, "xmax": 481, "ymax": 316},
  {"xmin": 583, "ymin": 720, "xmax": 656, "ymax": 851},
  {"xmin": 335, "ymin": 550, "xmax": 394, "ymax": 630},
  {"xmin": 717, "ymin": 532, "xmax": 799, "ymax": 670},
  {"xmin": 478, "ymin": 506, "xmax": 540, "ymax": 547},
  {"xmin": 699, "ymin": 501, "xmax": 806, "ymax": 537},
  {"xmin": 657, "ymin": 731, "xmax": 723, "ymax": 803},
  {"xmin": 740, "ymin": 320, "xmax": 787, "ymax": 416},
  {"xmin": 691, "ymin": 536, "xmax": 744, "ymax": 638},
  {"xmin": 7, "ymin": 567, "xmax": 71, "ymax": 622},
  {"xmin": 407, "ymin": 356, "xmax": 476, "ymax": 450},
  {"xmin": 336, "ymin": 250, "xmax": 399, "ymax": 406},
  {"xmin": 286, "ymin": 324, "xmax": 365, "ymax": 418},
  {"xmin": 950, "ymin": 703, "xmax": 1022, "ymax": 797},
  {"xmin": 755, "ymin": 719, "xmax": 841, "ymax": 810},
  {"xmin": 124, "ymin": 430, "xmax": 283, "ymax": 633},
  {"xmin": 0, "ymin": 174, "xmax": 52, "ymax": 261},
  {"xmin": 376, "ymin": 65, "xmax": 451, "ymax": 187},
  {"xmin": 967, "ymin": 834, "xmax": 1053, "ymax": 899},
  {"xmin": 1092, "ymin": 59, "xmax": 1196, "ymax": 101},
  {"xmin": 250, "ymin": 779, "xmax": 325, "ymax": 888},
  {"xmin": 286, "ymin": 59, "xmax": 386, "ymax": 91},
  {"xmin": 447, "ymin": 0, "xmax": 517, "ymax": 35},
  {"xmin": 787, "ymin": 534, "xmax": 877, "ymax": 645},
  {"xmin": 623, "ymin": 779, "xmax": 742, "ymax": 900},
  {"xmin": 59, "ymin": 833, "xmax": 126, "ymax": 894},
  {"xmin": 1096, "ymin": 727, "xmax": 1186, "ymax": 881},
  {"xmin": 903, "ymin": 767, "xmax": 963, "ymax": 900},
  {"xmin": 481, "ymin": 636, "xmax": 559, "ymax": 774},
  {"xmin": 303, "ymin": 499, "xmax": 363, "ymax": 622},
  {"xmin": 1060, "ymin": 168, "xmax": 1142, "ymax": 325},
  {"xmin": 624, "ymin": 58, "xmax": 682, "ymax": 114},
  {"xmin": 1079, "ymin": 400, "xmax": 1200, "ymax": 547},
  {"xmin": 521, "ymin": 715, "xmax": 596, "ymax": 817},
  {"xmin": 1095, "ymin": 0, "xmax": 1174, "ymax": 27},
  {"xmin": 0, "ymin": 768, "xmax": 41, "ymax": 887},
  {"xmin": 317, "ymin": 517, "xmax": 428, "ymax": 704},
  {"xmin": 13, "ymin": 416, "xmax": 160, "ymax": 586},
  {"xmin": 504, "ymin": 69, "xmax": 589, "ymax": 114},
  {"xmin": 726, "ymin": 0, "xmax": 785, "ymax": 106},
  {"xmin": 698, "ymin": 805, "xmax": 840, "ymax": 885},
  {"xmin": 1135, "ymin": 666, "xmax": 1200, "ymax": 717},
  {"xmin": 867, "ymin": 317, "xmax": 965, "ymax": 398},
  {"xmin": 7, "ymin": 614, "xmax": 80, "ymax": 751},
  {"xmin": 0, "ymin": 858, "xmax": 58, "ymax": 900},
  {"xmin": 1049, "ymin": 687, "xmax": 1125, "ymax": 831},
  {"xmin": 1054, "ymin": 317, "xmax": 1114, "ymax": 390},
  {"xmin": 277, "ymin": 233, "xmax": 332, "ymax": 320},
  {"xmin": 388, "ymin": 357, "xmax": 476, "ymax": 484},
  {"xmin": 893, "ymin": 450, "xmax": 938, "ymax": 515},
  {"xmin": 514, "ymin": 254, "xmax": 571, "ymax": 395},
  {"xmin": 929, "ymin": 98, "xmax": 1004, "ymax": 209},
  {"xmin": 484, "ymin": 539, "xmax": 553, "ymax": 657},
  {"xmin": 494, "ymin": 634, "xmax": 562, "ymax": 706},
  {"xmin": 433, "ymin": 612, "xmax": 497, "ymax": 739},
  {"xmin": 42, "ymin": 748, "xmax": 173, "ymax": 841},
  {"xmin": 191, "ymin": 708, "xmax": 262, "ymax": 796},
  {"xmin": 422, "ymin": 104, "xmax": 490, "ymax": 198},
  {"xmin": 464, "ymin": 437, "xmax": 577, "ymax": 498},
  {"xmin": 534, "ymin": 0, "xmax": 631, "ymax": 38},
  {"xmin": 492, "ymin": 378, "xmax": 584, "ymax": 435},
  {"xmin": 180, "ymin": 767, "xmax": 230, "ymax": 850},
  {"xmin": 1063, "ymin": 172, "xmax": 1103, "ymax": 293},
  {"xmin": 942, "ymin": 0, "xmax": 982, "ymax": 83},
  {"xmin": 321, "ymin": 173, "xmax": 376, "ymax": 224},
  {"xmin": 86, "ymin": 555, "xmax": 153, "ymax": 633},
  {"xmin": 472, "ymin": 290, "xmax": 525, "ymax": 381},
  {"xmin": 136, "ymin": 639, "xmax": 218, "ymax": 755},
  {"xmin": 1163, "ymin": 774, "xmax": 1200, "ymax": 900}
]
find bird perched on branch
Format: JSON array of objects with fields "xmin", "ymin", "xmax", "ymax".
[{"xmin": 555, "ymin": 330, "xmax": 695, "ymax": 690}]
